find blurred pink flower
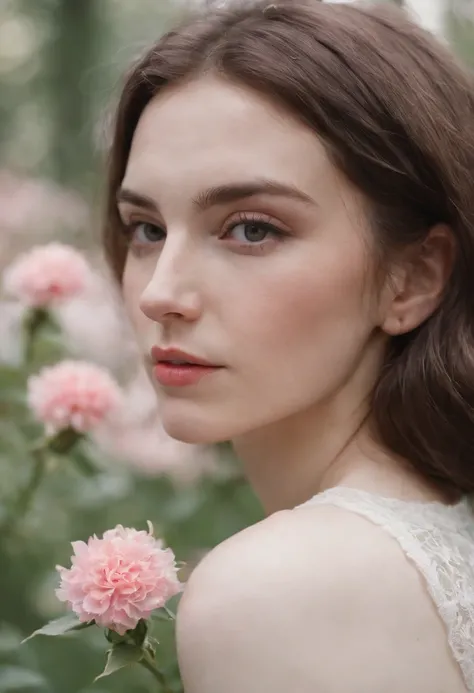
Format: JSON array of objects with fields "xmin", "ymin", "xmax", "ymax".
[
  {"xmin": 56, "ymin": 523, "xmax": 182, "ymax": 634},
  {"xmin": 27, "ymin": 360, "xmax": 123, "ymax": 434},
  {"xmin": 56, "ymin": 272, "xmax": 138, "ymax": 371},
  {"xmin": 97, "ymin": 422, "xmax": 218, "ymax": 485},
  {"xmin": 2, "ymin": 242, "xmax": 92, "ymax": 307},
  {"xmin": 92, "ymin": 369, "xmax": 219, "ymax": 484}
]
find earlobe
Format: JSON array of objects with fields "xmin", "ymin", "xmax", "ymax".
[
  {"xmin": 382, "ymin": 315, "xmax": 405, "ymax": 337},
  {"xmin": 380, "ymin": 224, "xmax": 455, "ymax": 337}
]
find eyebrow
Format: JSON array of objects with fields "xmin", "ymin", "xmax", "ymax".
[
  {"xmin": 116, "ymin": 188, "xmax": 158, "ymax": 211},
  {"xmin": 116, "ymin": 179, "xmax": 316, "ymax": 213},
  {"xmin": 192, "ymin": 179, "xmax": 316, "ymax": 209}
]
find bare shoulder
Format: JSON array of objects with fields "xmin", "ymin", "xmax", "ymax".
[{"xmin": 177, "ymin": 504, "xmax": 463, "ymax": 693}]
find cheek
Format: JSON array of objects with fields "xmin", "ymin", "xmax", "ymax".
[
  {"xmin": 122, "ymin": 259, "xmax": 150, "ymax": 341},
  {"xmin": 233, "ymin": 243, "xmax": 375, "ymax": 372}
]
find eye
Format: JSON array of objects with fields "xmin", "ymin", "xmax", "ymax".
[
  {"xmin": 222, "ymin": 214, "xmax": 287, "ymax": 246},
  {"xmin": 125, "ymin": 221, "xmax": 165, "ymax": 247},
  {"xmin": 229, "ymin": 222, "xmax": 271, "ymax": 243}
]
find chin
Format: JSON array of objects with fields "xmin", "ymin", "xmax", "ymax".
[{"xmin": 160, "ymin": 411, "xmax": 228, "ymax": 445}]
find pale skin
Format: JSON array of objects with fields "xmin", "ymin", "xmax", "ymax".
[{"xmin": 119, "ymin": 76, "xmax": 464, "ymax": 691}]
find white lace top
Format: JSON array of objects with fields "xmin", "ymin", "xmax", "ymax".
[{"xmin": 296, "ymin": 487, "xmax": 474, "ymax": 691}]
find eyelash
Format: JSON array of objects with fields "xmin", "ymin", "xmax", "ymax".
[
  {"xmin": 121, "ymin": 212, "xmax": 288, "ymax": 252},
  {"xmin": 222, "ymin": 212, "xmax": 288, "ymax": 246}
]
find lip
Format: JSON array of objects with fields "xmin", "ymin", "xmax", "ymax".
[
  {"xmin": 150, "ymin": 346, "xmax": 218, "ymax": 367},
  {"xmin": 150, "ymin": 346, "xmax": 222, "ymax": 387}
]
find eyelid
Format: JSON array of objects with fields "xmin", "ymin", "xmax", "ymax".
[
  {"xmin": 120, "ymin": 210, "xmax": 290, "ymax": 250},
  {"xmin": 221, "ymin": 210, "xmax": 290, "ymax": 236},
  {"xmin": 121, "ymin": 216, "xmax": 163, "ymax": 233},
  {"xmin": 121, "ymin": 221, "xmax": 165, "ymax": 257},
  {"xmin": 120, "ymin": 210, "xmax": 161, "ymax": 226}
]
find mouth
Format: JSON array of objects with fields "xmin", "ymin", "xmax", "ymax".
[{"xmin": 150, "ymin": 347, "xmax": 223, "ymax": 387}]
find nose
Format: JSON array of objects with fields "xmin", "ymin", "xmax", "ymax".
[{"xmin": 139, "ymin": 237, "xmax": 202, "ymax": 325}]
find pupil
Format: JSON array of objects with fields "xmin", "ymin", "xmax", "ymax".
[
  {"xmin": 144, "ymin": 223, "xmax": 160, "ymax": 239},
  {"xmin": 244, "ymin": 223, "xmax": 266, "ymax": 242}
]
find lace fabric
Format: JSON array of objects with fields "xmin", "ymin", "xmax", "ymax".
[{"xmin": 295, "ymin": 487, "xmax": 474, "ymax": 691}]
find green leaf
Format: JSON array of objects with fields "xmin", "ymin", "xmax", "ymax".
[
  {"xmin": 21, "ymin": 614, "xmax": 94, "ymax": 643},
  {"xmin": 94, "ymin": 644, "xmax": 143, "ymax": 681},
  {"xmin": 144, "ymin": 636, "xmax": 159, "ymax": 657},
  {"xmin": 71, "ymin": 449, "xmax": 98, "ymax": 476},
  {"xmin": 0, "ymin": 364, "xmax": 25, "ymax": 390},
  {"xmin": 151, "ymin": 606, "xmax": 176, "ymax": 622},
  {"xmin": 104, "ymin": 628, "xmax": 125, "ymax": 645},
  {"xmin": 164, "ymin": 605, "xmax": 176, "ymax": 621},
  {"xmin": 0, "ymin": 665, "xmax": 47, "ymax": 691},
  {"xmin": 130, "ymin": 619, "xmax": 148, "ymax": 647}
]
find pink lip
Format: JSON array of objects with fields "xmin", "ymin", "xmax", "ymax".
[
  {"xmin": 150, "ymin": 347, "xmax": 222, "ymax": 387},
  {"xmin": 150, "ymin": 346, "xmax": 218, "ymax": 367}
]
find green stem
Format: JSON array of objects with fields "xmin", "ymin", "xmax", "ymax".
[
  {"xmin": 15, "ymin": 448, "xmax": 46, "ymax": 519},
  {"xmin": 140, "ymin": 652, "xmax": 171, "ymax": 692},
  {"xmin": 1, "ymin": 447, "xmax": 46, "ymax": 536},
  {"xmin": 23, "ymin": 308, "xmax": 48, "ymax": 364}
]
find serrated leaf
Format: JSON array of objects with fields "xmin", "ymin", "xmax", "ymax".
[
  {"xmin": 94, "ymin": 644, "xmax": 143, "ymax": 681},
  {"xmin": 21, "ymin": 613, "xmax": 93, "ymax": 643},
  {"xmin": 0, "ymin": 665, "xmax": 47, "ymax": 691}
]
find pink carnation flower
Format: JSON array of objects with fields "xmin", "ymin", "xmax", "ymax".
[
  {"xmin": 27, "ymin": 360, "xmax": 123, "ymax": 434},
  {"xmin": 2, "ymin": 242, "xmax": 91, "ymax": 307},
  {"xmin": 56, "ymin": 523, "xmax": 182, "ymax": 635}
]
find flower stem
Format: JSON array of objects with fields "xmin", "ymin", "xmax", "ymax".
[
  {"xmin": 23, "ymin": 308, "xmax": 48, "ymax": 363},
  {"xmin": 0, "ymin": 447, "xmax": 46, "ymax": 536},
  {"xmin": 140, "ymin": 652, "xmax": 171, "ymax": 692}
]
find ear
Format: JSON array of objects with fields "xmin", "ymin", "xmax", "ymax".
[{"xmin": 381, "ymin": 224, "xmax": 455, "ymax": 336}]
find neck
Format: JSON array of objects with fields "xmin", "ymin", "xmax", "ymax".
[{"xmin": 233, "ymin": 400, "xmax": 445, "ymax": 515}]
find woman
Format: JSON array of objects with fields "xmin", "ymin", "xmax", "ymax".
[{"xmin": 103, "ymin": 1, "xmax": 474, "ymax": 690}]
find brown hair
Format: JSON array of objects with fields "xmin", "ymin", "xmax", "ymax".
[{"xmin": 103, "ymin": 0, "xmax": 474, "ymax": 500}]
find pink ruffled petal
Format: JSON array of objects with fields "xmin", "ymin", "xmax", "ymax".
[{"xmin": 56, "ymin": 522, "xmax": 182, "ymax": 634}]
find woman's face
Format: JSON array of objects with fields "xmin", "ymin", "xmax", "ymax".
[{"xmin": 120, "ymin": 76, "xmax": 388, "ymax": 444}]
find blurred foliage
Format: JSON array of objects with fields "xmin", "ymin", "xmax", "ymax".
[
  {"xmin": 1, "ymin": 0, "xmax": 474, "ymax": 691},
  {"xmin": 0, "ymin": 0, "xmax": 264, "ymax": 679},
  {"xmin": 0, "ymin": 0, "xmax": 185, "ymax": 197},
  {"xmin": 1, "ymin": 0, "xmax": 474, "ymax": 200},
  {"xmin": 0, "ymin": 306, "xmax": 261, "ymax": 693}
]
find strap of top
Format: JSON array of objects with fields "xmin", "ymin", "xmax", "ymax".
[{"xmin": 295, "ymin": 487, "xmax": 474, "ymax": 691}]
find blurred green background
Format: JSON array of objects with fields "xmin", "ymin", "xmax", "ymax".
[{"xmin": 1, "ymin": 1, "xmax": 474, "ymax": 692}]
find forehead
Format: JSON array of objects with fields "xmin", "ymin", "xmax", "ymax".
[{"xmin": 123, "ymin": 75, "xmax": 341, "ymax": 201}]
